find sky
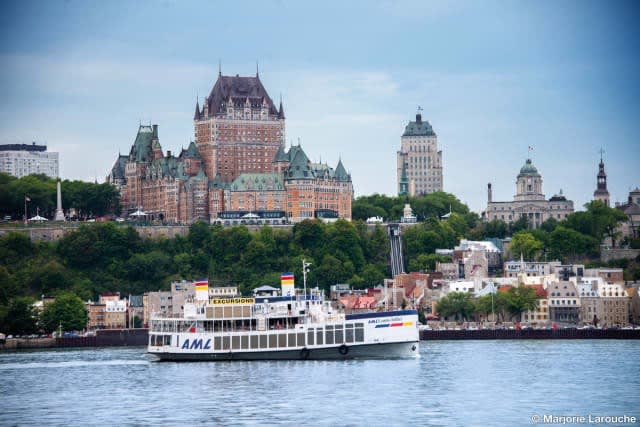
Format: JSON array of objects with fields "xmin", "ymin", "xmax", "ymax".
[{"xmin": 0, "ymin": 0, "xmax": 639, "ymax": 213}]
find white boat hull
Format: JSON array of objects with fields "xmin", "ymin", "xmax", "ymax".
[{"xmin": 151, "ymin": 340, "xmax": 419, "ymax": 361}]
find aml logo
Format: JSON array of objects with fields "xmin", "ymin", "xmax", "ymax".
[{"xmin": 181, "ymin": 338, "xmax": 212, "ymax": 350}]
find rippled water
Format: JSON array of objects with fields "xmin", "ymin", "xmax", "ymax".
[{"xmin": 1, "ymin": 341, "xmax": 639, "ymax": 426}]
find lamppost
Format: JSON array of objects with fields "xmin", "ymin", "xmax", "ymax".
[{"xmin": 302, "ymin": 259, "xmax": 311, "ymax": 299}]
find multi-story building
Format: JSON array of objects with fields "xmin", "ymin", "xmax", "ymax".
[
  {"xmin": 484, "ymin": 158, "xmax": 574, "ymax": 228},
  {"xmin": 521, "ymin": 284, "xmax": 549, "ymax": 324},
  {"xmin": 109, "ymin": 72, "xmax": 353, "ymax": 224},
  {"xmin": 86, "ymin": 292, "xmax": 128, "ymax": 330},
  {"xmin": 548, "ymin": 280, "xmax": 581, "ymax": 323},
  {"xmin": 0, "ymin": 143, "xmax": 59, "ymax": 178},
  {"xmin": 616, "ymin": 188, "xmax": 640, "ymax": 242},
  {"xmin": 397, "ymin": 111, "xmax": 443, "ymax": 196}
]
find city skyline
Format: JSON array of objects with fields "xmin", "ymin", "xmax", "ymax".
[{"xmin": 1, "ymin": 0, "xmax": 639, "ymax": 213}]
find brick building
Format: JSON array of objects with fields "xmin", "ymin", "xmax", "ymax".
[{"xmin": 108, "ymin": 72, "xmax": 352, "ymax": 223}]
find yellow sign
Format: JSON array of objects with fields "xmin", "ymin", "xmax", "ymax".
[{"xmin": 210, "ymin": 297, "xmax": 255, "ymax": 305}]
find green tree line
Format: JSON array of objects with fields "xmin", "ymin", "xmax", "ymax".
[{"xmin": 0, "ymin": 173, "xmax": 120, "ymax": 220}]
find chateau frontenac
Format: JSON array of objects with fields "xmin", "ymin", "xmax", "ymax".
[{"xmin": 108, "ymin": 71, "xmax": 353, "ymax": 224}]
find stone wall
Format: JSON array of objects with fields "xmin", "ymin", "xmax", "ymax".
[{"xmin": 601, "ymin": 248, "xmax": 640, "ymax": 262}]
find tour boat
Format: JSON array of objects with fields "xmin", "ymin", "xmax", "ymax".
[{"xmin": 148, "ymin": 268, "xmax": 419, "ymax": 361}]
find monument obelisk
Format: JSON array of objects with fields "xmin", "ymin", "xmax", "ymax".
[{"xmin": 54, "ymin": 180, "xmax": 65, "ymax": 221}]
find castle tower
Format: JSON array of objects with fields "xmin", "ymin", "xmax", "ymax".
[
  {"xmin": 593, "ymin": 151, "xmax": 610, "ymax": 206},
  {"xmin": 193, "ymin": 72, "xmax": 285, "ymax": 182}
]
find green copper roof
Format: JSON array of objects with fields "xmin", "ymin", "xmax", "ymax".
[
  {"xmin": 273, "ymin": 144, "xmax": 288, "ymax": 162},
  {"xmin": 334, "ymin": 159, "xmax": 350, "ymax": 181},
  {"xmin": 402, "ymin": 114, "xmax": 436, "ymax": 137},
  {"xmin": 129, "ymin": 125, "xmax": 156, "ymax": 162},
  {"xmin": 518, "ymin": 159, "xmax": 540, "ymax": 177},
  {"xmin": 286, "ymin": 147, "xmax": 314, "ymax": 180},
  {"xmin": 230, "ymin": 173, "xmax": 284, "ymax": 191},
  {"xmin": 182, "ymin": 141, "xmax": 201, "ymax": 159}
]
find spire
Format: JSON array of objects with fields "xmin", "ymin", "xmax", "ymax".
[
  {"xmin": 218, "ymin": 59, "xmax": 222, "ymax": 77},
  {"xmin": 278, "ymin": 93, "xmax": 285, "ymax": 119},
  {"xmin": 193, "ymin": 98, "xmax": 201, "ymax": 120},
  {"xmin": 256, "ymin": 60, "xmax": 259, "ymax": 78},
  {"xmin": 334, "ymin": 157, "xmax": 349, "ymax": 181}
]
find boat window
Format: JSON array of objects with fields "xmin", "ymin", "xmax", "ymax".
[
  {"xmin": 278, "ymin": 334, "xmax": 287, "ymax": 348},
  {"xmin": 297, "ymin": 333, "xmax": 305, "ymax": 347},
  {"xmin": 345, "ymin": 329, "xmax": 354, "ymax": 343},
  {"xmin": 288, "ymin": 333, "xmax": 296, "ymax": 347},
  {"xmin": 335, "ymin": 325, "xmax": 343, "ymax": 330},
  {"xmin": 260, "ymin": 334, "xmax": 268, "ymax": 349},
  {"xmin": 335, "ymin": 329, "xmax": 343, "ymax": 344},
  {"xmin": 232, "ymin": 336, "xmax": 240, "ymax": 350},
  {"xmin": 316, "ymin": 330, "xmax": 324, "ymax": 345},
  {"xmin": 355, "ymin": 323, "xmax": 364, "ymax": 328},
  {"xmin": 326, "ymin": 325, "xmax": 334, "ymax": 330},
  {"xmin": 222, "ymin": 336, "xmax": 231, "ymax": 350},
  {"xmin": 307, "ymin": 331, "xmax": 314, "ymax": 346},
  {"xmin": 355, "ymin": 327, "xmax": 364, "ymax": 342},
  {"xmin": 214, "ymin": 307, "xmax": 224, "ymax": 318},
  {"xmin": 325, "ymin": 330, "xmax": 334, "ymax": 345},
  {"xmin": 163, "ymin": 335, "xmax": 171, "ymax": 346},
  {"xmin": 241, "ymin": 335, "xmax": 249, "ymax": 349},
  {"xmin": 269, "ymin": 334, "xmax": 277, "ymax": 348},
  {"xmin": 214, "ymin": 336, "xmax": 222, "ymax": 350},
  {"xmin": 250, "ymin": 335, "xmax": 259, "ymax": 349},
  {"xmin": 345, "ymin": 324, "xmax": 354, "ymax": 329}
]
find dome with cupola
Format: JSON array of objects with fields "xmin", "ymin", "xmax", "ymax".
[{"xmin": 518, "ymin": 159, "xmax": 540, "ymax": 177}]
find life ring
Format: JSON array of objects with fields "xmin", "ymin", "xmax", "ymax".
[
  {"xmin": 339, "ymin": 344, "xmax": 349, "ymax": 356},
  {"xmin": 300, "ymin": 347, "xmax": 310, "ymax": 360}
]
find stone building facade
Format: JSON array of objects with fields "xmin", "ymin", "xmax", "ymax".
[
  {"xmin": 484, "ymin": 158, "xmax": 574, "ymax": 228},
  {"xmin": 397, "ymin": 112, "xmax": 443, "ymax": 196},
  {"xmin": 108, "ymin": 72, "xmax": 353, "ymax": 223}
]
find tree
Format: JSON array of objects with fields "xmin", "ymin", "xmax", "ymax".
[
  {"xmin": 510, "ymin": 231, "xmax": 543, "ymax": 260},
  {"xmin": 547, "ymin": 226, "xmax": 599, "ymax": 262},
  {"xmin": 436, "ymin": 292, "xmax": 475, "ymax": 321},
  {"xmin": 41, "ymin": 293, "xmax": 87, "ymax": 333},
  {"xmin": 502, "ymin": 286, "xmax": 539, "ymax": 321},
  {"xmin": 0, "ymin": 297, "xmax": 39, "ymax": 335}
]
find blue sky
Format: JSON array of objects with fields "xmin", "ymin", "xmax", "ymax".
[{"xmin": 1, "ymin": 0, "xmax": 638, "ymax": 213}]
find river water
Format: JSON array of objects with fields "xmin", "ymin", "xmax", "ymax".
[{"xmin": 1, "ymin": 341, "xmax": 638, "ymax": 426}]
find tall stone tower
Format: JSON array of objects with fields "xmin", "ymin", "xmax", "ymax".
[
  {"xmin": 514, "ymin": 159, "xmax": 545, "ymax": 202},
  {"xmin": 193, "ymin": 70, "xmax": 285, "ymax": 183},
  {"xmin": 397, "ymin": 110, "xmax": 443, "ymax": 196},
  {"xmin": 593, "ymin": 151, "xmax": 610, "ymax": 206}
]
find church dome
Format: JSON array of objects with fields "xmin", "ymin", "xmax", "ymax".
[{"xmin": 519, "ymin": 159, "xmax": 540, "ymax": 177}]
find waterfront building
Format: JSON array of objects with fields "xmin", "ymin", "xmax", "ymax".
[
  {"xmin": 109, "ymin": 72, "xmax": 353, "ymax": 224},
  {"xmin": 484, "ymin": 158, "xmax": 574, "ymax": 228},
  {"xmin": 396, "ymin": 111, "xmax": 443, "ymax": 196},
  {"xmin": 0, "ymin": 143, "xmax": 59, "ymax": 179},
  {"xmin": 87, "ymin": 293, "xmax": 128, "ymax": 330},
  {"xmin": 548, "ymin": 281, "xmax": 580, "ymax": 323},
  {"xmin": 521, "ymin": 284, "xmax": 549, "ymax": 324},
  {"xmin": 593, "ymin": 153, "xmax": 610, "ymax": 207}
]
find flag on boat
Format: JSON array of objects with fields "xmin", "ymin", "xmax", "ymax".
[
  {"xmin": 194, "ymin": 279, "xmax": 208, "ymax": 301},
  {"xmin": 281, "ymin": 273, "xmax": 294, "ymax": 297}
]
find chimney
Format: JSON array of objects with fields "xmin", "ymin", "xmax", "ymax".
[
  {"xmin": 416, "ymin": 113, "xmax": 422, "ymax": 124},
  {"xmin": 488, "ymin": 183, "xmax": 492, "ymax": 203},
  {"xmin": 167, "ymin": 150, "xmax": 171, "ymax": 157},
  {"xmin": 152, "ymin": 124, "xmax": 158, "ymax": 137}
]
